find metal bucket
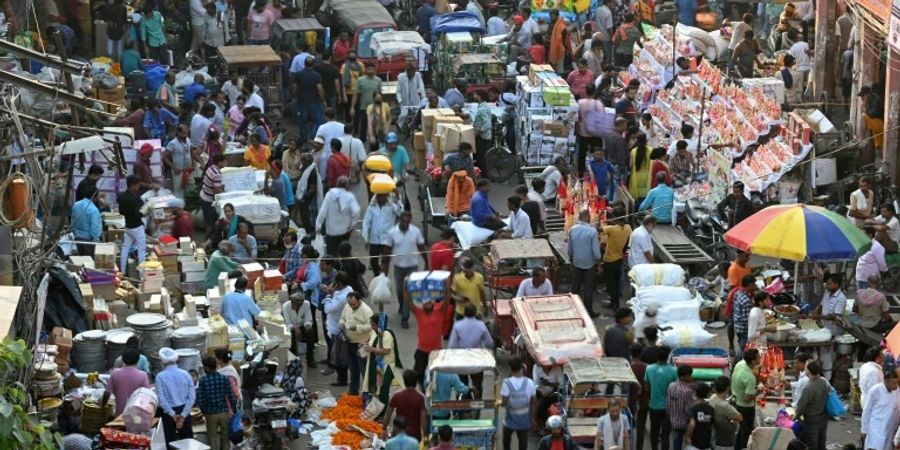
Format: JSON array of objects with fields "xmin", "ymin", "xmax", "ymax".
[{"xmin": 175, "ymin": 348, "xmax": 201, "ymax": 372}]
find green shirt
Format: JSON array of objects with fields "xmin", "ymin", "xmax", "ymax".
[
  {"xmin": 121, "ymin": 49, "xmax": 142, "ymax": 75},
  {"xmin": 380, "ymin": 146, "xmax": 410, "ymax": 178},
  {"xmin": 731, "ymin": 360, "xmax": 757, "ymax": 408},
  {"xmin": 140, "ymin": 11, "xmax": 166, "ymax": 48},
  {"xmin": 644, "ymin": 363, "xmax": 677, "ymax": 410},
  {"xmin": 355, "ymin": 76, "xmax": 382, "ymax": 111},
  {"xmin": 206, "ymin": 250, "xmax": 239, "ymax": 289}
]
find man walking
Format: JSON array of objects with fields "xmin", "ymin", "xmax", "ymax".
[
  {"xmin": 363, "ymin": 192, "xmax": 403, "ymax": 275},
  {"xmin": 568, "ymin": 209, "xmax": 602, "ymax": 316},
  {"xmin": 155, "ymin": 348, "xmax": 196, "ymax": 444},
  {"xmin": 732, "ymin": 348, "xmax": 760, "ymax": 450},
  {"xmin": 196, "ymin": 356, "xmax": 238, "ymax": 450},
  {"xmin": 118, "ymin": 175, "xmax": 147, "ymax": 274},
  {"xmin": 382, "ymin": 211, "xmax": 427, "ymax": 328},
  {"xmin": 339, "ymin": 292, "xmax": 374, "ymax": 395},
  {"xmin": 316, "ymin": 176, "xmax": 361, "ymax": 256},
  {"xmin": 448, "ymin": 303, "xmax": 493, "ymax": 398},
  {"xmin": 667, "ymin": 366, "xmax": 695, "ymax": 450},
  {"xmin": 293, "ymin": 57, "xmax": 326, "ymax": 143},
  {"xmin": 645, "ymin": 346, "xmax": 676, "ymax": 450},
  {"xmin": 402, "ymin": 287, "xmax": 450, "ymax": 386}
]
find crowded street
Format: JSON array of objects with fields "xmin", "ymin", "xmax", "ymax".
[{"xmin": 0, "ymin": 0, "xmax": 897, "ymax": 449}]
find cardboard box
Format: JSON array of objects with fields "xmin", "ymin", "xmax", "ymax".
[
  {"xmin": 94, "ymin": 85, "xmax": 126, "ymax": 113},
  {"xmin": 542, "ymin": 121, "xmax": 569, "ymax": 138},
  {"xmin": 94, "ymin": 243, "xmax": 117, "ymax": 269},
  {"xmin": 437, "ymin": 123, "xmax": 476, "ymax": 154},
  {"xmin": 262, "ymin": 270, "xmax": 283, "ymax": 292},
  {"xmin": 413, "ymin": 132, "xmax": 426, "ymax": 152},
  {"xmin": 421, "ymin": 109, "xmax": 442, "ymax": 139},
  {"xmin": 51, "ymin": 327, "xmax": 73, "ymax": 352},
  {"xmin": 432, "ymin": 135, "xmax": 443, "ymax": 167},
  {"xmin": 542, "ymin": 86, "xmax": 572, "ymax": 106},
  {"xmin": 528, "ymin": 64, "xmax": 554, "ymax": 84}
]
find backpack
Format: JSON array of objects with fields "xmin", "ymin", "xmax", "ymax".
[{"xmin": 583, "ymin": 99, "xmax": 615, "ymax": 137}]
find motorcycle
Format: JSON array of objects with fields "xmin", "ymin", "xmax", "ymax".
[
  {"xmin": 251, "ymin": 384, "xmax": 295, "ymax": 450},
  {"xmin": 684, "ymin": 198, "xmax": 734, "ymax": 263}
]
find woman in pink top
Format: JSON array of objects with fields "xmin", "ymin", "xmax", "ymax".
[{"xmin": 228, "ymin": 95, "xmax": 246, "ymax": 139}]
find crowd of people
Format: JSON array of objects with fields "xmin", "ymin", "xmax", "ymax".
[{"xmin": 37, "ymin": 0, "xmax": 889, "ymax": 449}]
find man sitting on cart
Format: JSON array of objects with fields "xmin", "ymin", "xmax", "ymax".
[
  {"xmin": 516, "ymin": 267, "xmax": 554, "ymax": 297},
  {"xmin": 534, "ymin": 361, "xmax": 565, "ymax": 428},
  {"xmin": 442, "ymin": 142, "xmax": 477, "ymax": 180},
  {"xmin": 471, "ymin": 179, "xmax": 507, "ymax": 231}
]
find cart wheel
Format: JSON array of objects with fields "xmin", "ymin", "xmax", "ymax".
[{"xmin": 484, "ymin": 146, "xmax": 517, "ymax": 182}]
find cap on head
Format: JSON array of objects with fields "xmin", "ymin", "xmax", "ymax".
[
  {"xmin": 386, "ymin": 132, "xmax": 398, "ymax": 144},
  {"xmin": 159, "ymin": 347, "xmax": 178, "ymax": 364},
  {"xmin": 546, "ymin": 415, "xmax": 563, "ymax": 429}
]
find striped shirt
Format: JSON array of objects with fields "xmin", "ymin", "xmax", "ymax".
[
  {"xmin": 666, "ymin": 381, "xmax": 696, "ymax": 430},
  {"xmin": 200, "ymin": 165, "xmax": 223, "ymax": 203}
]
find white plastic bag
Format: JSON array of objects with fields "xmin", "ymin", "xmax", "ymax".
[
  {"xmin": 369, "ymin": 274, "xmax": 393, "ymax": 305},
  {"xmin": 150, "ymin": 420, "xmax": 167, "ymax": 450},
  {"xmin": 659, "ymin": 321, "xmax": 715, "ymax": 347},
  {"xmin": 451, "ymin": 221, "xmax": 496, "ymax": 249},
  {"xmin": 629, "ymin": 264, "xmax": 686, "ymax": 287},
  {"xmin": 312, "ymin": 234, "xmax": 326, "ymax": 258},
  {"xmin": 632, "ymin": 286, "xmax": 694, "ymax": 311},
  {"xmin": 657, "ymin": 300, "xmax": 703, "ymax": 324}
]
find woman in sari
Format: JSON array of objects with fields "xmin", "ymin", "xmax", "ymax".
[
  {"xmin": 226, "ymin": 95, "xmax": 245, "ymax": 139},
  {"xmin": 362, "ymin": 313, "xmax": 402, "ymax": 407},
  {"xmin": 206, "ymin": 203, "xmax": 255, "ymax": 252},
  {"xmin": 648, "ymin": 147, "xmax": 672, "ymax": 188},
  {"xmin": 628, "ymin": 132, "xmax": 653, "ymax": 202}
]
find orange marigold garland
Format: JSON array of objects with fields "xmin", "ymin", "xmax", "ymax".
[{"xmin": 322, "ymin": 395, "xmax": 384, "ymax": 450}]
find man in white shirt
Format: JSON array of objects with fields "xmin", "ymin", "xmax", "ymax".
[
  {"xmin": 486, "ymin": 9, "xmax": 507, "ymax": 36},
  {"xmin": 315, "ymin": 176, "xmax": 361, "ymax": 257},
  {"xmin": 859, "ymin": 347, "xmax": 884, "ymax": 408},
  {"xmin": 315, "ymin": 108, "xmax": 346, "ymax": 178},
  {"xmin": 520, "ymin": 7, "xmax": 540, "ymax": 46},
  {"xmin": 539, "ymin": 157, "xmax": 566, "ymax": 204},
  {"xmin": 243, "ymin": 80, "xmax": 265, "ymax": 112},
  {"xmin": 189, "ymin": 103, "xmax": 215, "ymax": 148},
  {"xmin": 396, "ymin": 62, "xmax": 426, "ymax": 107},
  {"xmin": 789, "ymin": 38, "xmax": 812, "ymax": 99},
  {"xmin": 516, "ymin": 268, "xmax": 554, "ymax": 297},
  {"xmin": 860, "ymin": 371, "xmax": 900, "ymax": 450},
  {"xmin": 283, "ymin": 293, "xmax": 315, "ymax": 367},
  {"xmin": 362, "ymin": 192, "xmax": 403, "ymax": 275},
  {"xmin": 507, "ymin": 195, "xmax": 532, "ymax": 239},
  {"xmin": 338, "ymin": 124, "xmax": 367, "ymax": 184},
  {"xmin": 220, "ymin": 73, "xmax": 242, "ymax": 106},
  {"xmin": 666, "ymin": 123, "xmax": 698, "ymax": 158},
  {"xmin": 628, "ymin": 215, "xmax": 656, "ymax": 267},
  {"xmin": 791, "ymin": 353, "xmax": 812, "ymax": 408},
  {"xmin": 381, "ymin": 211, "xmax": 427, "ymax": 328},
  {"xmin": 871, "ymin": 203, "xmax": 900, "ymax": 251}
]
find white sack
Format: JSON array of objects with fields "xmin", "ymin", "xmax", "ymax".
[{"xmin": 629, "ymin": 264, "xmax": 686, "ymax": 287}]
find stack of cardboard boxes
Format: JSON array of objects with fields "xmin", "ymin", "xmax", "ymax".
[
  {"xmin": 414, "ymin": 109, "xmax": 476, "ymax": 170},
  {"xmin": 515, "ymin": 67, "xmax": 579, "ymax": 166},
  {"xmin": 50, "ymin": 327, "xmax": 73, "ymax": 374}
]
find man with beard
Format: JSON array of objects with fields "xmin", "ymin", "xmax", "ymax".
[{"xmin": 594, "ymin": 398, "xmax": 630, "ymax": 450}]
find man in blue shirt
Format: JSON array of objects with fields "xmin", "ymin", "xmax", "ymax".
[
  {"xmin": 429, "ymin": 372, "xmax": 470, "ymax": 419},
  {"xmin": 155, "ymin": 347, "xmax": 196, "ymax": 444},
  {"xmin": 221, "ymin": 277, "xmax": 261, "ymax": 326},
  {"xmin": 71, "ymin": 189, "xmax": 102, "ymax": 256},
  {"xmin": 639, "ymin": 172, "xmax": 675, "ymax": 224},
  {"xmin": 568, "ymin": 209, "xmax": 602, "ymax": 316},
  {"xmin": 470, "ymin": 179, "xmax": 506, "ymax": 231},
  {"xmin": 676, "ymin": 0, "xmax": 697, "ymax": 26},
  {"xmin": 182, "ymin": 74, "xmax": 208, "ymax": 105},
  {"xmin": 588, "ymin": 147, "xmax": 616, "ymax": 198},
  {"xmin": 143, "ymin": 99, "xmax": 179, "ymax": 141},
  {"xmin": 385, "ymin": 416, "xmax": 422, "ymax": 450}
]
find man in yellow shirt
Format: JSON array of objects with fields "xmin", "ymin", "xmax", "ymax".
[
  {"xmin": 451, "ymin": 259, "xmax": 486, "ymax": 318},
  {"xmin": 601, "ymin": 211, "xmax": 632, "ymax": 310}
]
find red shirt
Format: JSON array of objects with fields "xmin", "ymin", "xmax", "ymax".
[
  {"xmin": 171, "ymin": 211, "xmax": 194, "ymax": 239},
  {"xmin": 413, "ymin": 308, "xmax": 445, "ymax": 352},
  {"xmin": 566, "ymin": 68, "xmax": 595, "ymax": 99},
  {"xmin": 528, "ymin": 45, "xmax": 546, "ymax": 64},
  {"xmin": 388, "ymin": 388, "xmax": 426, "ymax": 439},
  {"xmin": 333, "ymin": 39, "xmax": 350, "ymax": 65},
  {"xmin": 429, "ymin": 241, "xmax": 454, "ymax": 271}
]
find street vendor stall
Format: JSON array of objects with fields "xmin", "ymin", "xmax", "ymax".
[{"xmin": 217, "ymin": 46, "xmax": 284, "ymax": 119}]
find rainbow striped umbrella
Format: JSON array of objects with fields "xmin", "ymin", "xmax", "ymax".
[{"xmin": 723, "ymin": 204, "xmax": 870, "ymax": 261}]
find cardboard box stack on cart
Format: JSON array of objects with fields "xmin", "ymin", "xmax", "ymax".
[
  {"xmin": 414, "ymin": 109, "xmax": 476, "ymax": 170},
  {"xmin": 515, "ymin": 65, "xmax": 579, "ymax": 166}
]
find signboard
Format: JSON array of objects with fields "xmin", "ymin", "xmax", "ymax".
[
  {"xmin": 707, "ymin": 148, "xmax": 732, "ymax": 206},
  {"xmin": 891, "ymin": 0, "xmax": 900, "ymax": 52}
]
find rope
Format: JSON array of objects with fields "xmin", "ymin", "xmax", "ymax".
[{"xmin": 0, "ymin": 172, "xmax": 34, "ymax": 227}]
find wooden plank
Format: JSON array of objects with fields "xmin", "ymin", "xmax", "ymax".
[
  {"xmin": 567, "ymin": 396, "xmax": 628, "ymax": 410},
  {"xmin": 650, "ymin": 225, "xmax": 713, "ymax": 264},
  {"xmin": 217, "ymin": 45, "xmax": 281, "ymax": 67}
]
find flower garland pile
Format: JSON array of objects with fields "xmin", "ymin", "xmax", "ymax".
[{"xmin": 321, "ymin": 394, "xmax": 384, "ymax": 450}]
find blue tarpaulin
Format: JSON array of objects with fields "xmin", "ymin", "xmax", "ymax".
[{"xmin": 430, "ymin": 11, "xmax": 486, "ymax": 41}]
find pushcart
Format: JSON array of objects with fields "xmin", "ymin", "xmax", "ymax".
[
  {"xmin": 484, "ymin": 238, "xmax": 558, "ymax": 296},
  {"xmin": 507, "ymin": 293, "xmax": 603, "ymax": 367},
  {"xmin": 426, "ymin": 348, "xmax": 499, "ymax": 449},
  {"xmin": 217, "ymin": 46, "xmax": 284, "ymax": 120},
  {"xmin": 560, "ymin": 357, "xmax": 638, "ymax": 448}
]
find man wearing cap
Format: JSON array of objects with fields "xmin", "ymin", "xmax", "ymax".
[
  {"xmin": 284, "ymin": 292, "xmax": 316, "ymax": 367},
  {"xmin": 381, "ymin": 132, "xmax": 411, "ymax": 180},
  {"xmin": 136, "ymin": 143, "xmax": 159, "ymax": 195},
  {"xmin": 540, "ymin": 416, "xmax": 576, "ymax": 450},
  {"xmin": 717, "ymin": 181, "xmax": 753, "ymax": 227},
  {"xmin": 155, "ymin": 347, "xmax": 196, "ymax": 444}
]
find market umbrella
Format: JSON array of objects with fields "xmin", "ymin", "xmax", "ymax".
[{"xmin": 723, "ymin": 204, "xmax": 870, "ymax": 261}]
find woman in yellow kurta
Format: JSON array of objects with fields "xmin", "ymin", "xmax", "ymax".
[
  {"xmin": 244, "ymin": 133, "xmax": 271, "ymax": 170},
  {"xmin": 628, "ymin": 132, "xmax": 652, "ymax": 201}
]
